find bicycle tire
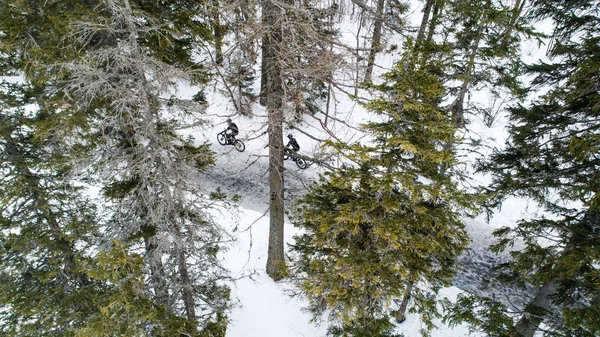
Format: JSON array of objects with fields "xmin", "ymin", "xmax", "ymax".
[
  {"xmin": 217, "ymin": 132, "xmax": 227, "ymax": 145},
  {"xmin": 234, "ymin": 140, "xmax": 245, "ymax": 152},
  {"xmin": 296, "ymin": 157, "xmax": 307, "ymax": 169}
]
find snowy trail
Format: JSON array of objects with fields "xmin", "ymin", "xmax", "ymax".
[{"xmin": 200, "ymin": 139, "xmax": 534, "ymax": 309}]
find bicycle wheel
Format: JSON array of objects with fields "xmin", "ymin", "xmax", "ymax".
[
  {"xmin": 295, "ymin": 157, "xmax": 307, "ymax": 169},
  {"xmin": 217, "ymin": 132, "xmax": 227, "ymax": 145},
  {"xmin": 234, "ymin": 140, "xmax": 245, "ymax": 152}
]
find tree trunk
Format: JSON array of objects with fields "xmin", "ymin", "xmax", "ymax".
[
  {"xmin": 438, "ymin": 8, "xmax": 484, "ymax": 174},
  {"xmin": 212, "ymin": 0, "xmax": 224, "ymax": 65},
  {"xmin": 396, "ymin": 281, "xmax": 414, "ymax": 323},
  {"xmin": 259, "ymin": 3, "xmax": 269, "ymax": 106},
  {"xmin": 144, "ymin": 236, "xmax": 171, "ymax": 311},
  {"xmin": 363, "ymin": 0, "xmax": 385, "ymax": 83},
  {"xmin": 513, "ymin": 282, "xmax": 557, "ymax": 337},
  {"xmin": 263, "ymin": 0, "xmax": 286, "ymax": 281},
  {"xmin": 424, "ymin": 0, "xmax": 441, "ymax": 45},
  {"xmin": 418, "ymin": 0, "xmax": 443, "ymax": 66},
  {"xmin": 452, "ymin": 10, "xmax": 483, "ymax": 129},
  {"xmin": 500, "ymin": 0, "xmax": 525, "ymax": 52},
  {"xmin": 415, "ymin": 0, "xmax": 435, "ymax": 48},
  {"xmin": 355, "ymin": 12, "xmax": 364, "ymax": 96},
  {"xmin": 173, "ymin": 221, "xmax": 197, "ymax": 328},
  {"xmin": 512, "ymin": 209, "xmax": 599, "ymax": 336}
]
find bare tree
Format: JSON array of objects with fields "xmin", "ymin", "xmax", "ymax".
[
  {"xmin": 262, "ymin": 0, "xmax": 288, "ymax": 280},
  {"xmin": 60, "ymin": 0, "xmax": 230, "ymax": 332},
  {"xmin": 259, "ymin": 0, "xmax": 345, "ymax": 280},
  {"xmin": 363, "ymin": 0, "xmax": 386, "ymax": 82}
]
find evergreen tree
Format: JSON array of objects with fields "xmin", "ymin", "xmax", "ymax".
[
  {"xmin": 290, "ymin": 44, "xmax": 475, "ymax": 336},
  {"xmin": 58, "ymin": 0, "xmax": 230, "ymax": 334},
  {"xmin": 446, "ymin": 1, "xmax": 600, "ymax": 336},
  {"xmin": 0, "ymin": 67, "xmax": 107, "ymax": 336},
  {"xmin": 440, "ymin": 0, "xmax": 534, "ymax": 130},
  {"xmin": 75, "ymin": 241, "xmax": 195, "ymax": 337},
  {"xmin": 1, "ymin": 0, "xmax": 231, "ymax": 334},
  {"xmin": 285, "ymin": 0, "xmax": 339, "ymax": 119}
]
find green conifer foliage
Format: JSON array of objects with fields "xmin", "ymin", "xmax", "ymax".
[
  {"xmin": 290, "ymin": 45, "xmax": 475, "ymax": 336},
  {"xmin": 1, "ymin": 0, "xmax": 230, "ymax": 335},
  {"xmin": 75, "ymin": 241, "xmax": 191, "ymax": 337},
  {"xmin": 0, "ymin": 78, "xmax": 107, "ymax": 336},
  {"xmin": 58, "ymin": 0, "xmax": 230, "ymax": 334},
  {"xmin": 447, "ymin": 1, "xmax": 600, "ymax": 335}
]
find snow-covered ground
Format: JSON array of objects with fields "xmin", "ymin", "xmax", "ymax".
[
  {"xmin": 221, "ymin": 206, "xmax": 475, "ymax": 337},
  {"xmin": 173, "ymin": 10, "xmax": 554, "ymax": 332},
  {"xmin": 177, "ymin": 87, "xmax": 536, "ymax": 336}
]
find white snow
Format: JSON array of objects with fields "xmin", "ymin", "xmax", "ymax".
[{"xmin": 220, "ymin": 208, "xmax": 474, "ymax": 337}]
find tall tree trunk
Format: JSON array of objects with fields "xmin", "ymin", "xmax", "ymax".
[
  {"xmin": 144, "ymin": 236, "xmax": 171, "ymax": 311},
  {"xmin": 173, "ymin": 220, "xmax": 197, "ymax": 328},
  {"xmin": 355, "ymin": 12, "xmax": 364, "ymax": 96},
  {"xmin": 415, "ymin": 0, "xmax": 435, "ymax": 48},
  {"xmin": 452, "ymin": 10, "xmax": 484, "ymax": 129},
  {"xmin": 419, "ymin": 0, "xmax": 443, "ymax": 67},
  {"xmin": 424, "ymin": 0, "xmax": 441, "ymax": 44},
  {"xmin": 263, "ymin": 0, "xmax": 286, "ymax": 281},
  {"xmin": 438, "ymin": 8, "xmax": 485, "ymax": 175},
  {"xmin": 513, "ymin": 282, "xmax": 557, "ymax": 337},
  {"xmin": 259, "ymin": 4, "xmax": 269, "ymax": 106},
  {"xmin": 500, "ymin": 0, "xmax": 525, "ymax": 52},
  {"xmin": 324, "ymin": 10, "xmax": 334, "ymax": 126},
  {"xmin": 212, "ymin": 0, "xmax": 224, "ymax": 65},
  {"xmin": 512, "ymin": 209, "xmax": 599, "ymax": 336},
  {"xmin": 363, "ymin": 0, "xmax": 385, "ymax": 83},
  {"xmin": 396, "ymin": 281, "xmax": 414, "ymax": 323},
  {"xmin": 294, "ymin": 56, "xmax": 303, "ymax": 118},
  {"xmin": 122, "ymin": 0, "xmax": 175, "ymax": 311}
]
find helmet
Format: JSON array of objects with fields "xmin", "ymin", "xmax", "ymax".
[
  {"xmin": 287, "ymin": 134, "xmax": 293, "ymax": 139},
  {"xmin": 227, "ymin": 118, "xmax": 232, "ymax": 123}
]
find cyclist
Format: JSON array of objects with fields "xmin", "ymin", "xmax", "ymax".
[
  {"xmin": 225, "ymin": 118, "xmax": 239, "ymax": 144},
  {"xmin": 285, "ymin": 134, "xmax": 300, "ymax": 159}
]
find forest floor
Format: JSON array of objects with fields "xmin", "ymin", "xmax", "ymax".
[{"xmin": 188, "ymin": 112, "xmax": 537, "ymax": 336}]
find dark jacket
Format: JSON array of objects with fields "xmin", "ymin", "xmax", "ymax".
[
  {"xmin": 227, "ymin": 122, "xmax": 239, "ymax": 136},
  {"xmin": 287, "ymin": 137, "xmax": 300, "ymax": 151}
]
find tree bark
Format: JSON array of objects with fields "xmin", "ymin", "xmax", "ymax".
[
  {"xmin": 452, "ymin": 11, "xmax": 483, "ymax": 128},
  {"xmin": 513, "ymin": 282, "xmax": 557, "ymax": 337},
  {"xmin": 355, "ymin": 12, "xmax": 364, "ymax": 96},
  {"xmin": 424, "ymin": 0, "xmax": 440, "ymax": 44},
  {"xmin": 363, "ymin": 0, "xmax": 385, "ymax": 83},
  {"xmin": 263, "ymin": 0, "xmax": 286, "ymax": 281},
  {"xmin": 396, "ymin": 281, "xmax": 414, "ymax": 323},
  {"xmin": 259, "ymin": 3, "xmax": 270, "ymax": 106},
  {"xmin": 212, "ymin": 0, "xmax": 224, "ymax": 65},
  {"xmin": 500, "ymin": 0, "xmax": 525, "ymax": 52},
  {"xmin": 144, "ymin": 236, "xmax": 171, "ymax": 311},
  {"xmin": 439, "ymin": 8, "xmax": 484, "ymax": 174},
  {"xmin": 173, "ymin": 221, "xmax": 197, "ymax": 328},
  {"xmin": 415, "ymin": 0, "xmax": 435, "ymax": 49},
  {"xmin": 512, "ymin": 209, "xmax": 599, "ymax": 336}
]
